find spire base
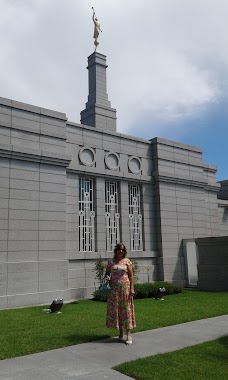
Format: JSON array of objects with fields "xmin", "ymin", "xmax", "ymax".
[{"xmin": 80, "ymin": 52, "xmax": 117, "ymax": 133}]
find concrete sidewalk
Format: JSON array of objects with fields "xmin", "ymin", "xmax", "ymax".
[{"xmin": 1, "ymin": 315, "xmax": 228, "ymax": 379}]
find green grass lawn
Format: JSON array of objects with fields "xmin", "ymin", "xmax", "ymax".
[
  {"xmin": 0, "ymin": 290, "xmax": 227, "ymax": 360},
  {"xmin": 113, "ymin": 336, "xmax": 228, "ymax": 380}
]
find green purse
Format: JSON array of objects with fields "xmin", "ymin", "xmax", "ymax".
[{"xmin": 99, "ymin": 280, "xmax": 111, "ymax": 294}]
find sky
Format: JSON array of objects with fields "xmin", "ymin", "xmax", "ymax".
[{"xmin": 0, "ymin": 0, "xmax": 227, "ymax": 181}]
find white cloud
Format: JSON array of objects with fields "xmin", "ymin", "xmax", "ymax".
[{"xmin": 111, "ymin": 48, "xmax": 218, "ymax": 134}]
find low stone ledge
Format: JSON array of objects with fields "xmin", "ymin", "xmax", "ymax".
[
  {"xmin": 0, "ymin": 142, "xmax": 72, "ymax": 167},
  {"xmin": 0, "ymin": 96, "xmax": 67, "ymax": 120}
]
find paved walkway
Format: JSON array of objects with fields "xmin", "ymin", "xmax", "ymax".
[{"xmin": 1, "ymin": 315, "xmax": 228, "ymax": 379}]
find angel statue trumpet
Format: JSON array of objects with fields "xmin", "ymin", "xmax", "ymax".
[{"xmin": 92, "ymin": 7, "xmax": 102, "ymax": 50}]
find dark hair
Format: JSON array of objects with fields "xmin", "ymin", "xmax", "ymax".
[{"xmin": 114, "ymin": 243, "xmax": 127, "ymax": 258}]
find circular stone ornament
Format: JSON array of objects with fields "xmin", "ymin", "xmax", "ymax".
[
  {"xmin": 128, "ymin": 156, "xmax": 141, "ymax": 174},
  {"xmin": 79, "ymin": 147, "xmax": 95, "ymax": 166},
  {"xmin": 105, "ymin": 152, "xmax": 119, "ymax": 171}
]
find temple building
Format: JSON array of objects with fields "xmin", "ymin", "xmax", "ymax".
[{"xmin": 0, "ymin": 50, "xmax": 228, "ymax": 309}]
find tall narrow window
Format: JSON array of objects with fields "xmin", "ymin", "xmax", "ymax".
[
  {"xmin": 105, "ymin": 180, "xmax": 120, "ymax": 251},
  {"xmin": 129, "ymin": 184, "xmax": 143, "ymax": 251},
  {"xmin": 79, "ymin": 177, "xmax": 95, "ymax": 252}
]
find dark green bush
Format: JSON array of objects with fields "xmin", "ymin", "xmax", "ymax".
[
  {"xmin": 93, "ymin": 281, "xmax": 182, "ymax": 301},
  {"xmin": 135, "ymin": 281, "xmax": 182, "ymax": 298},
  {"xmin": 93, "ymin": 290, "xmax": 108, "ymax": 302},
  {"xmin": 134, "ymin": 283, "xmax": 150, "ymax": 298}
]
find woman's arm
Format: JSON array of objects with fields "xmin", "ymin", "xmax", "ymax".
[
  {"xmin": 127, "ymin": 262, "xmax": 135, "ymax": 296},
  {"xmin": 105, "ymin": 260, "xmax": 111, "ymax": 280}
]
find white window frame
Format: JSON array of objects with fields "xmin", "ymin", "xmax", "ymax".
[
  {"xmin": 105, "ymin": 180, "xmax": 120, "ymax": 252},
  {"xmin": 79, "ymin": 177, "xmax": 95, "ymax": 252},
  {"xmin": 129, "ymin": 184, "xmax": 143, "ymax": 251}
]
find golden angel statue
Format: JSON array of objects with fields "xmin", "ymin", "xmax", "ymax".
[{"xmin": 92, "ymin": 7, "xmax": 102, "ymax": 50}]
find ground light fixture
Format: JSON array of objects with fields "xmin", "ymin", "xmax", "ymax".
[{"xmin": 49, "ymin": 299, "xmax": 63, "ymax": 313}]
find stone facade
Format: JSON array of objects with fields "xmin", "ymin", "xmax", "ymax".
[
  {"xmin": 196, "ymin": 236, "xmax": 228, "ymax": 291},
  {"xmin": 0, "ymin": 51, "xmax": 228, "ymax": 309},
  {"xmin": 218, "ymin": 180, "xmax": 228, "ymax": 200}
]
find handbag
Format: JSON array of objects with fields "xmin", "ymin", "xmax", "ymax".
[{"xmin": 98, "ymin": 280, "xmax": 111, "ymax": 294}]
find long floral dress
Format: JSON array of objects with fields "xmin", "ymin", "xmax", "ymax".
[{"xmin": 106, "ymin": 258, "xmax": 136, "ymax": 330}]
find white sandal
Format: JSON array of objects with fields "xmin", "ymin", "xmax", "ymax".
[{"xmin": 126, "ymin": 336, "xmax": 132, "ymax": 345}]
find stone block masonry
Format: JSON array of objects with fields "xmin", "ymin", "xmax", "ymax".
[{"xmin": 196, "ymin": 236, "xmax": 228, "ymax": 291}]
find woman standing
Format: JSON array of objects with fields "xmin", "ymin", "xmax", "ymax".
[{"xmin": 105, "ymin": 243, "xmax": 136, "ymax": 345}]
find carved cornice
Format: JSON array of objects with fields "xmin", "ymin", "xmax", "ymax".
[
  {"xmin": 0, "ymin": 143, "xmax": 71, "ymax": 167},
  {"xmin": 152, "ymin": 170, "xmax": 220, "ymax": 191}
]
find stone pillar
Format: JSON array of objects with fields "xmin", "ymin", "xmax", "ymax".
[
  {"xmin": 80, "ymin": 52, "xmax": 117, "ymax": 133},
  {"xmin": 66, "ymin": 173, "xmax": 79, "ymax": 259},
  {"xmin": 142, "ymin": 183, "xmax": 156, "ymax": 251}
]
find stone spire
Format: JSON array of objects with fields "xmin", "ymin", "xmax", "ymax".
[{"xmin": 80, "ymin": 52, "xmax": 117, "ymax": 133}]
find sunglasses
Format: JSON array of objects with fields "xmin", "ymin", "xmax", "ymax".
[{"xmin": 117, "ymin": 248, "xmax": 124, "ymax": 252}]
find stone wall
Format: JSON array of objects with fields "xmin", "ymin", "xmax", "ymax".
[
  {"xmin": 0, "ymin": 96, "xmax": 160, "ymax": 308},
  {"xmin": 196, "ymin": 236, "xmax": 228, "ymax": 291},
  {"xmin": 0, "ymin": 94, "xmax": 228, "ymax": 308},
  {"xmin": 218, "ymin": 180, "xmax": 228, "ymax": 200},
  {"xmin": 151, "ymin": 137, "xmax": 220, "ymax": 287},
  {"xmin": 0, "ymin": 97, "xmax": 71, "ymax": 308}
]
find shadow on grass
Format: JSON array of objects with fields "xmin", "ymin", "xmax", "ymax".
[
  {"xmin": 204, "ymin": 335, "xmax": 228, "ymax": 362},
  {"xmin": 218, "ymin": 335, "xmax": 228, "ymax": 348}
]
